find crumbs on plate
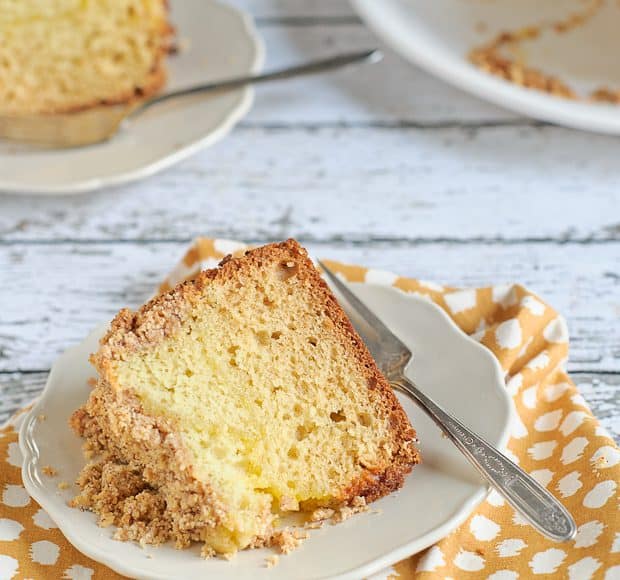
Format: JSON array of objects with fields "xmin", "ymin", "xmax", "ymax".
[{"xmin": 469, "ymin": 0, "xmax": 620, "ymax": 103}]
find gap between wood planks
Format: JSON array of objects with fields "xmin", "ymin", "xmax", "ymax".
[
  {"xmin": 254, "ymin": 16, "xmax": 363, "ymax": 27},
  {"xmin": 235, "ymin": 120, "xmax": 547, "ymax": 130}
]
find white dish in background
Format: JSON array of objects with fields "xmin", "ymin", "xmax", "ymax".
[
  {"xmin": 20, "ymin": 283, "xmax": 513, "ymax": 580},
  {"xmin": 352, "ymin": 0, "xmax": 620, "ymax": 135},
  {"xmin": 0, "ymin": 0, "xmax": 264, "ymax": 195}
]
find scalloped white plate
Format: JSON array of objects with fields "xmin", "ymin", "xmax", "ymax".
[
  {"xmin": 20, "ymin": 284, "xmax": 513, "ymax": 580},
  {"xmin": 0, "ymin": 0, "xmax": 264, "ymax": 194},
  {"xmin": 352, "ymin": 0, "xmax": 620, "ymax": 135}
]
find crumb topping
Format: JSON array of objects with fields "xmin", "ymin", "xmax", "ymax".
[{"xmin": 42, "ymin": 466, "xmax": 57, "ymax": 477}]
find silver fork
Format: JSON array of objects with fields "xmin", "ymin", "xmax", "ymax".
[{"xmin": 318, "ymin": 262, "xmax": 576, "ymax": 542}]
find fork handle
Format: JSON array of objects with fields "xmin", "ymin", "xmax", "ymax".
[{"xmin": 393, "ymin": 375, "xmax": 576, "ymax": 542}]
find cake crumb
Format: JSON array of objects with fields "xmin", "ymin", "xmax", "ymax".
[
  {"xmin": 309, "ymin": 507, "xmax": 335, "ymax": 522},
  {"xmin": 57, "ymin": 481, "xmax": 70, "ymax": 490},
  {"xmin": 37, "ymin": 414, "xmax": 47, "ymax": 421},
  {"xmin": 270, "ymin": 528, "xmax": 308, "ymax": 555},
  {"xmin": 333, "ymin": 496, "xmax": 368, "ymax": 523},
  {"xmin": 351, "ymin": 495, "xmax": 366, "ymax": 508},
  {"xmin": 591, "ymin": 87, "xmax": 620, "ymax": 103},
  {"xmin": 266, "ymin": 554, "xmax": 279, "ymax": 568},
  {"xmin": 201, "ymin": 545, "xmax": 216, "ymax": 559},
  {"xmin": 42, "ymin": 466, "xmax": 57, "ymax": 477},
  {"xmin": 304, "ymin": 520, "xmax": 324, "ymax": 530},
  {"xmin": 594, "ymin": 455, "xmax": 608, "ymax": 467}
]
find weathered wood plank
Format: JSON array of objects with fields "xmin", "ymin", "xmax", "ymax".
[
  {"xmin": 575, "ymin": 374, "xmax": 620, "ymax": 442},
  {"xmin": 1, "ymin": 126, "xmax": 619, "ymax": 242},
  {"xmin": 1, "ymin": 241, "xmax": 618, "ymax": 372},
  {"xmin": 0, "ymin": 373, "xmax": 43, "ymax": 425},
  {"xmin": 2, "ymin": 371, "xmax": 617, "ymax": 442}
]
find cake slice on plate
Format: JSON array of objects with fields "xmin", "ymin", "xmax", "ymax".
[
  {"xmin": 0, "ymin": 0, "xmax": 172, "ymax": 115},
  {"xmin": 70, "ymin": 239, "xmax": 419, "ymax": 557}
]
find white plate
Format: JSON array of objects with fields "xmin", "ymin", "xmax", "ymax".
[
  {"xmin": 20, "ymin": 284, "xmax": 513, "ymax": 580},
  {"xmin": 352, "ymin": 0, "xmax": 620, "ymax": 135},
  {"xmin": 0, "ymin": 0, "xmax": 264, "ymax": 195}
]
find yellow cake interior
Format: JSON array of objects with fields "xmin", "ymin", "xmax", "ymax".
[
  {"xmin": 110, "ymin": 261, "xmax": 397, "ymax": 553},
  {"xmin": 0, "ymin": 0, "xmax": 170, "ymax": 114}
]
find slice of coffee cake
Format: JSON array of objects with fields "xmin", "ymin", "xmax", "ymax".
[
  {"xmin": 70, "ymin": 239, "xmax": 419, "ymax": 556},
  {"xmin": 0, "ymin": 0, "xmax": 172, "ymax": 115}
]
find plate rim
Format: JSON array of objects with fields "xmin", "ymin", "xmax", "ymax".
[
  {"xmin": 0, "ymin": 0, "xmax": 265, "ymax": 195},
  {"xmin": 351, "ymin": 0, "xmax": 620, "ymax": 136},
  {"xmin": 19, "ymin": 285, "xmax": 514, "ymax": 580}
]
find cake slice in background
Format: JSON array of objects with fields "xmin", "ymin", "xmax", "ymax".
[
  {"xmin": 70, "ymin": 240, "xmax": 419, "ymax": 557},
  {"xmin": 0, "ymin": 0, "xmax": 172, "ymax": 115}
]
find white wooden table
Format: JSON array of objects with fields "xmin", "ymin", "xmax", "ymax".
[{"xmin": 0, "ymin": 0, "xmax": 618, "ymax": 440}]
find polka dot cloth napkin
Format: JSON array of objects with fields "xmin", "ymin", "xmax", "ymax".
[{"xmin": 1, "ymin": 238, "xmax": 618, "ymax": 579}]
